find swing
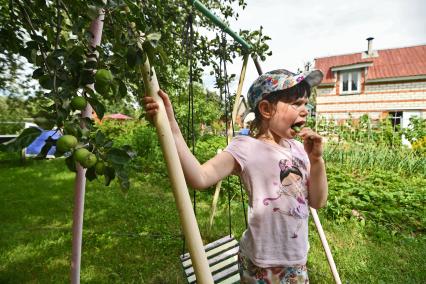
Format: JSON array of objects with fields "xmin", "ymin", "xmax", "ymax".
[
  {"xmin": 180, "ymin": 235, "xmax": 240, "ymax": 283},
  {"xmin": 177, "ymin": 2, "xmax": 342, "ymax": 283},
  {"xmin": 179, "ymin": 13, "xmax": 246, "ymax": 283}
]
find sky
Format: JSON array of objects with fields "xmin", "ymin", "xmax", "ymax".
[{"xmin": 203, "ymin": 0, "xmax": 426, "ymax": 97}]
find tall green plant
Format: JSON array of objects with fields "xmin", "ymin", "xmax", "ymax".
[{"xmin": 403, "ymin": 117, "xmax": 426, "ymax": 143}]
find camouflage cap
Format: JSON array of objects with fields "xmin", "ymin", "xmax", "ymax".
[{"xmin": 247, "ymin": 69, "xmax": 323, "ymax": 111}]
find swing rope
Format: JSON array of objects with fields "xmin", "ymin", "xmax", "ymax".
[
  {"xmin": 180, "ymin": 31, "xmax": 242, "ymax": 283},
  {"xmin": 187, "ymin": 13, "xmax": 196, "ymax": 216},
  {"xmin": 178, "ymin": 6, "xmax": 250, "ymax": 283},
  {"xmin": 182, "ymin": 18, "xmax": 246, "ymax": 240},
  {"xmin": 218, "ymin": 32, "xmax": 233, "ymax": 237},
  {"xmin": 219, "ymin": 33, "xmax": 248, "ymax": 232}
]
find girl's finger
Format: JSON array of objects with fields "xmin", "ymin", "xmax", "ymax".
[
  {"xmin": 143, "ymin": 101, "xmax": 157, "ymax": 110},
  {"xmin": 145, "ymin": 102, "xmax": 158, "ymax": 110},
  {"xmin": 142, "ymin": 96, "xmax": 154, "ymax": 103},
  {"xmin": 158, "ymin": 89, "xmax": 169, "ymax": 101},
  {"xmin": 146, "ymin": 109, "xmax": 158, "ymax": 116},
  {"xmin": 158, "ymin": 90, "xmax": 172, "ymax": 108},
  {"xmin": 298, "ymin": 129, "xmax": 310, "ymax": 136},
  {"xmin": 299, "ymin": 131, "xmax": 312, "ymax": 138},
  {"xmin": 301, "ymin": 133, "xmax": 321, "ymax": 142}
]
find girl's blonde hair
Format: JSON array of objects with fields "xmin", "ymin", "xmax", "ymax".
[{"xmin": 249, "ymin": 80, "xmax": 311, "ymax": 138}]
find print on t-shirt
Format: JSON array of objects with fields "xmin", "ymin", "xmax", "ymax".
[{"xmin": 263, "ymin": 158, "xmax": 309, "ymax": 238}]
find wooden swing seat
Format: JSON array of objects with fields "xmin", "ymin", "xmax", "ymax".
[{"xmin": 180, "ymin": 235, "xmax": 240, "ymax": 284}]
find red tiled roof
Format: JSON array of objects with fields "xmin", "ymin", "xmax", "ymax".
[{"xmin": 314, "ymin": 45, "xmax": 426, "ymax": 84}]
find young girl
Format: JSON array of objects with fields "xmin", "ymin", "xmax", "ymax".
[{"xmin": 143, "ymin": 69, "xmax": 328, "ymax": 283}]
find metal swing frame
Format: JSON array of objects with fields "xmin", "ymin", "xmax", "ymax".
[
  {"xmin": 180, "ymin": 24, "xmax": 247, "ymax": 282},
  {"xmin": 177, "ymin": 1, "xmax": 343, "ymax": 283}
]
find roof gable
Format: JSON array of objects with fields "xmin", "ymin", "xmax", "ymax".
[{"xmin": 314, "ymin": 45, "xmax": 426, "ymax": 84}]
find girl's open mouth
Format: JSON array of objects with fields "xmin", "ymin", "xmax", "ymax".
[{"xmin": 291, "ymin": 121, "xmax": 305, "ymax": 133}]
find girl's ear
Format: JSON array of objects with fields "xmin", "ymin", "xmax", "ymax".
[{"xmin": 258, "ymin": 100, "xmax": 274, "ymax": 119}]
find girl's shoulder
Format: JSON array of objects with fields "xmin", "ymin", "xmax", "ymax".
[
  {"xmin": 233, "ymin": 135, "xmax": 285, "ymax": 149},
  {"xmin": 228, "ymin": 135, "xmax": 257, "ymax": 149},
  {"xmin": 230, "ymin": 134, "xmax": 257, "ymax": 144}
]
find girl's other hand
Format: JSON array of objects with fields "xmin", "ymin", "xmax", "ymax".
[{"xmin": 298, "ymin": 127, "xmax": 323, "ymax": 162}]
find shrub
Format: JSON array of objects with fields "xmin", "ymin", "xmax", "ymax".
[
  {"xmin": 324, "ymin": 142, "xmax": 425, "ymax": 176},
  {"xmin": 324, "ymin": 164, "xmax": 425, "ymax": 235},
  {"xmin": 412, "ymin": 136, "xmax": 426, "ymax": 156},
  {"xmin": 194, "ymin": 134, "xmax": 227, "ymax": 163}
]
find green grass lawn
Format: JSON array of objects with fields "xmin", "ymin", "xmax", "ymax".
[{"xmin": 1, "ymin": 152, "xmax": 425, "ymax": 283}]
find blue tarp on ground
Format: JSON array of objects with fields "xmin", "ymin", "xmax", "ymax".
[{"xmin": 25, "ymin": 128, "xmax": 62, "ymax": 156}]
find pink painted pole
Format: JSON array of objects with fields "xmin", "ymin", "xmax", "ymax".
[{"xmin": 70, "ymin": 9, "xmax": 105, "ymax": 284}]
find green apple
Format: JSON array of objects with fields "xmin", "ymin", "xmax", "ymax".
[
  {"xmin": 70, "ymin": 96, "xmax": 87, "ymax": 110},
  {"xmin": 56, "ymin": 135, "xmax": 78, "ymax": 152}
]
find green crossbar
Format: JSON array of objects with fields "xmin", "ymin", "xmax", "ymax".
[{"xmin": 188, "ymin": 0, "xmax": 252, "ymax": 51}]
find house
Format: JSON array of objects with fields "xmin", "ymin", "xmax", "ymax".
[{"xmin": 314, "ymin": 39, "xmax": 426, "ymax": 129}]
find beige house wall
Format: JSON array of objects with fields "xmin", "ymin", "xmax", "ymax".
[{"xmin": 316, "ymin": 80, "xmax": 426, "ymax": 120}]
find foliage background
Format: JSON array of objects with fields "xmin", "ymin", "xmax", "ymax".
[{"xmin": 0, "ymin": 0, "xmax": 425, "ymax": 283}]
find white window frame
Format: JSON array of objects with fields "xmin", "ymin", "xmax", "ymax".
[
  {"xmin": 389, "ymin": 111, "xmax": 403, "ymax": 131},
  {"xmin": 340, "ymin": 70, "xmax": 361, "ymax": 95}
]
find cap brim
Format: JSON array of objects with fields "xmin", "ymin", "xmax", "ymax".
[{"xmin": 304, "ymin": 70, "xmax": 323, "ymax": 87}]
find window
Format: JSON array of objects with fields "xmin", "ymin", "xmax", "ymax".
[
  {"xmin": 340, "ymin": 71, "xmax": 360, "ymax": 94},
  {"xmin": 389, "ymin": 111, "xmax": 403, "ymax": 131}
]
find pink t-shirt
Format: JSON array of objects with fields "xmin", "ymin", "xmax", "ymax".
[{"xmin": 224, "ymin": 135, "xmax": 311, "ymax": 267}]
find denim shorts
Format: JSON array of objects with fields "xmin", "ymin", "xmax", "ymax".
[{"xmin": 238, "ymin": 252, "xmax": 309, "ymax": 284}]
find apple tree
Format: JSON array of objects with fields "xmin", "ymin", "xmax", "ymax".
[{"xmin": 0, "ymin": 0, "xmax": 271, "ymax": 191}]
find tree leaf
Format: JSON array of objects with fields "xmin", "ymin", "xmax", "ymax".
[
  {"xmin": 146, "ymin": 32, "xmax": 161, "ymax": 48},
  {"xmin": 156, "ymin": 46, "xmax": 169, "ymax": 64},
  {"xmin": 106, "ymin": 148, "xmax": 131, "ymax": 165},
  {"xmin": 95, "ymin": 130, "xmax": 106, "ymax": 145},
  {"xmin": 65, "ymin": 156, "xmax": 77, "ymax": 172},
  {"xmin": 142, "ymin": 41, "xmax": 156, "ymax": 67},
  {"xmin": 86, "ymin": 96, "xmax": 105, "ymax": 120},
  {"xmin": 84, "ymin": 60, "xmax": 97, "ymax": 69},
  {"xmin": 39, "ymin": 75, "xmax": 54, "ymax": 90},
  {"xmin": 104, "ymin": 166, "xmax": 116, "ymax": 186},
  {"xmin": 86, "ymin": 166, "xmax": 97, "ymax": 181},
  {"xmin": 36, "ymin": 135, "xmax": 55, "ymax": 159},
  {"xmin": 46, "ymin": 54, "xmax": 62, "ymax": 69},
  {"xmin": 79, "ymin": 68, "xmax": 95, "ymax": 86},
  {"xmin": 2, "ymin": 127, "xmax": 42, "ymax": 152},
  {"xmin": 32, "ymin": 68, "xmax": 44, "ymax": 79},
  {"xmin": 118, "ymin": 79, "xmax": 127, "ymax": 98},
  {"xmin": 116, "ymin": 168, "xmax": 130, "ymax": 192}
]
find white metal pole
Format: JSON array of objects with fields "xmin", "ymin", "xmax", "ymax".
[
  {"xmin": 310, "ymin": 208, "xmax": 342, "ymax": 284},
  {"xmin": 140, "ymin": 58, "xmax": 214, "ymax": 283},
  {"xmin": 70, "ymin": 8, "xmax": 105, "ymax": 284}
]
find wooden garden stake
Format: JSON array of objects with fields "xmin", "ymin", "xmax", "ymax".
[{"xmin": 140, "ymin": 55, "xmax": 214, "ymax": 283}]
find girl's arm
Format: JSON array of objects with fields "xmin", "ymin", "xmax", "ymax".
[
  {"xmin": 143, "ymin": 90, "xmax": 238, "ymax": 189},
  {"xmin": 307, "ymin": 157, "xmax": 328, "ymax": 209},
  {"xmin": 299, "ymin": 128, "xmax": 328, "ymax": 209}
]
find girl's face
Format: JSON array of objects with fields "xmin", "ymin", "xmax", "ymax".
[{"xmin": 268, "ymin": 96, "xmax": 309, "ymax": 139}]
